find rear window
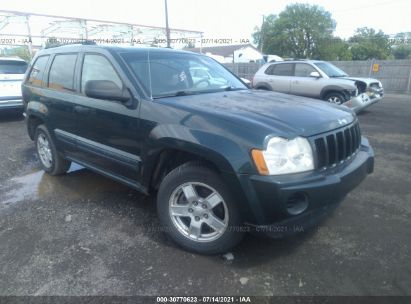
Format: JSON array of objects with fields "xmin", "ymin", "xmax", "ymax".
[
  {"xmin": 27, "ymin": 56, "xmax": 49, "ymax": 87},
  {"xmin": 265, "ymin": 63, "xmax": 293, "ymax": 76},
  {"xmin": 48, "ymin": 54, "xmax": 78, "ymax": 92},
  {"xmin": 0, "ymin": 60, "xmax": 28, "ymax": 74}
]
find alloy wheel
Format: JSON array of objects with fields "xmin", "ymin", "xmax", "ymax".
[
  {"xmin": 168, "ymin": 182, "xmax": 229, "ymax": 242},
  {"xmin": 37, "ymin": 133, "xmax": 53, "ymax": 168}
]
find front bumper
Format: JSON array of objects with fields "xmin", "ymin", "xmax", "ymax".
[
  {"xmin": 346, "ymin": 90, "xmax": 384, "ymax": 113},
  {"xmin": 238, "ymin": 137, "xmax": 374, "ymax": 237},
  {"xmin": 0, "ymin": 96, "xmax": 23, "ymax": 110}
]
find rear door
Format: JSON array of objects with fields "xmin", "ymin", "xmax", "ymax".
[
  {"xmin": 264, "ymin": 63, "xmax": 293, "ymax": 93},
  {"xmin": 44, "ymin": 53, "xmax": 79, "ymax": 154},
  {"xmin": 71, "ymin": 52, "xmax": 142, "ymax": 185},
  {"xmin": 290, "ymin": 63, "xmax": 324, "ymax": 98}
]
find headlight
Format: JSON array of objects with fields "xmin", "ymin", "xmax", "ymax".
[
  {"xmin": 346, "ymin": 89, "xmax": 358, "ymax": 97},
  {"xmin": 252, "ymin": 137, "xmax": 314, "ymax": 175}
]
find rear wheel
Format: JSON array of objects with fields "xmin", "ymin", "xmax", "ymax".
[
  {"xmin": 157, "ymin": 162, "xmax": 244, "ymax": 254},
  {"xmin": 324, "ymin": 92, "xmax": 346, "ymax": 105},
  {"xmin": 35, "ymin": 125, "xmax": 71, "ymax": 175}
]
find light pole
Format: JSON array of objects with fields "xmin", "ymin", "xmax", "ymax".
[{"xmin": 164, "ymin": 0, "xmax": 171, "ymax": 48}]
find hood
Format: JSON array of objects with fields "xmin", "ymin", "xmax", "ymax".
[
  {"xmin": 158, "ymin": 90, "xmax": 356, "ymax": 138},
  {"xmin": 341, "ymin": 76, "xmax": 381, "ymax": 86}
]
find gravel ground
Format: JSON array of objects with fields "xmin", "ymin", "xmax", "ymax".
[{"xmin": 0, "ymin": 94, "xmax": 410, "ymax": 296}]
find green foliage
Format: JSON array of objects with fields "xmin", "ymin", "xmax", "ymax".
[
  {"xmin": 392, "ymin": 45, "xmax": 411, "ymax": 59},
  {"xmin": 253, "ymin": 4, "xmax": 336, "ymax": 59},
  {"xmin": 0, "ymin": 46, "xmax": 32, "ymax": 62},
  {"xmin": 252, "ymin": 14, "xmax": 277, "ymax": 51},
  {"xmin": 316, "ymin": 38, "xmax": 352, "ymax": 61},
  {"xmin": 349, "ymin": 27, "xmax": 391, "ymax": 60}
]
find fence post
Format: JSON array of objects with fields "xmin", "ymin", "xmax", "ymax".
[
  {"xmin": 368, "ymin": 59, "xmax": 374, "ymax": 78},
  {"xmin": 407, "ymin": 66, "xmax": 411, "ymax": 94}
]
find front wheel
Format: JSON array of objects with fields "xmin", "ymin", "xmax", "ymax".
[
  {"xmin": 157, "ymin": 162, "xmax": 244, "ymax": 254},
  {"xmin": 324, "ymin": 92, "xmax": 346, "ymax": 105}
]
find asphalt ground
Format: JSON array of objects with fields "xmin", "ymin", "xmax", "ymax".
[{"xmin": 0, "ymin": 94, "xmax": 410, "ymax": 296}]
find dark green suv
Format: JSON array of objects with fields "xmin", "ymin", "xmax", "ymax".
[{"xmin": 22, "ymin": 45, "xmax": 374, "ymax": 254}]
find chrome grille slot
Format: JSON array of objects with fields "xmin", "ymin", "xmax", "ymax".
[{"xmin": 312, "ymin": 121, "xmax": 361, "ymax": 169}]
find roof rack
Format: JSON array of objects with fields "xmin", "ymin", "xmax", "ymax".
[
  {"xmin": 44, "ymin": 39, "xmax": 97, "ymax": 49},
  {"xmin": 283, "ymin": 58, "xmax": 311, "ymax": 61}
]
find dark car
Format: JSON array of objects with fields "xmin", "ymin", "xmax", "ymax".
[{"xmin": 22, "ymin": 45, "xmax": 374, "ymax": 254}]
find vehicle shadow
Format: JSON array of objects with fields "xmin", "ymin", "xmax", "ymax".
[
  {"xmin": 357, "ymin": 109, "xmax": 371, "ymax": 116},
  {"xmin": 0, "ymin": 109, "xmax": 24, "ymax": 122}
]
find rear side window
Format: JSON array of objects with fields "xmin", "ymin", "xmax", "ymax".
[
  {"xmin": 81, "ymin": 54, "xmax": 122, "ymax": 93},
  {"xmin": 270, "ymin": 63, "xmax": 293, "ymax": 76},
  {"xmin": 0, "ymin": 60, "xmax": 28, "ymax": 74},
  {"xmin": 48, "ymin": 54, "xmax": 78, "ymax": 92},
  {"xmin": 27, "ymin": 56, "xmax": 49, "ymax": 87}
]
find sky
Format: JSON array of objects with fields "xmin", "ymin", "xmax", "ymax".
[{"xmin": 1, "ymin": 0, "xmax": 410, "ymax": 43}]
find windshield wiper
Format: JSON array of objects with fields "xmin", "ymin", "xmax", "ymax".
[
  {"xmin": 153, "ymin": 90, "xmax": 198, "ymax": 99},
  {"xmin": 222, "ymin": 86, "xmax": 246, "ymax": 91}
]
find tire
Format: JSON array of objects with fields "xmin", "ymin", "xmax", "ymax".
[
  {"xmin": 157, "ymin": 162, "xmax": 244, "ymax": 254},
  {"xmin": 324, "ymin": 92, "xmax": 346, "ymax": 105},
  {"xmin": 35, "ymin": 125, "xmax": 71, "ymax": 175}
]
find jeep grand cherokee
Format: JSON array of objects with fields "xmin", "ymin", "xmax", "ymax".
[{"xmin": 22, "ymin": 45, "xmax": 374, "ymax": 254}]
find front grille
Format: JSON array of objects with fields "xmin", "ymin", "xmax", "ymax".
[{"xmin": 312, "ymin": 121, "xmax": 361, "ymax": 169}]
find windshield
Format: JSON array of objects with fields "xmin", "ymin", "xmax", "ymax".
[
  {"xmin": 121, "ymin": 50, "xmax": 247, "ymax": 99},
  {"xmin": 0, "ymin": 60, "xmax": 28, "ymax": 74},
  {"xmin": 314, "ymin": 62, "xmax": 348, "ymax": 77}
]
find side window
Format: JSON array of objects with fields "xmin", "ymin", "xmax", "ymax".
[
  {"xmin": 264, "ymin": 65, "xmax": 275, "ymax": 75},
  {"xmin": 271, "ymin": 63, "xmax": 293, "ymax": 76},
  {"xmin": 294, "ymin": 63, "xmax": 317, "ymax": 77},
  {"xmin": 81, "ymin": 54, "xmax": 122, "ymax": 93},
  {"xmin": 27, "ymin": 56, "xmax": 49, "ymax": 87},
  {"xmin": 48, "ymin": 54, "xmax": 77, "ymax": 92}
]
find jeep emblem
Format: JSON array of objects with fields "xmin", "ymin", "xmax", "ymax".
[{"xmin": 338, "ymin": 118, "xmax": 348, "ymax": 125}]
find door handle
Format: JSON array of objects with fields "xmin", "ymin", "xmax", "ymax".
[{"xmin": 74, "ymin": 105, "xmax": 90, "ymax": 114}]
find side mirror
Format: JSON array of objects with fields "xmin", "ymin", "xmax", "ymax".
[
  {"xmin": 85, "ymin": 80, "xmax": 131, "ymax": 102},
  {"xmin": 310, "ymin": 71, "xmax": 321, "ymax": 78}
]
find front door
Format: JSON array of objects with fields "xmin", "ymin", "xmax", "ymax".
[
  {"xmin": 72, "ymin": 53, "xmax": 142, "ymax": 184},
  {"xmin": 290, "ymin": 63, "xmax": 324, "ymax": 98}
]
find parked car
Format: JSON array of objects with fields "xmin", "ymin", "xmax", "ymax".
[
  {"xmin": 23, "ymin": 45, "xmax": 374, "ymax": 254},
  {"xmin": 252, "ymin": 60, "xmax": 384, "ymax": 113},
  {"xmin": 190, "ymin": 66, "xmax": 251, "ymax": 88},
  {"xmin": 0, "ymin": 57, "xmax": 28, "ymax": 111}
]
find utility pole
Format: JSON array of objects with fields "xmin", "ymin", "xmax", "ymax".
[
  {"xmin": 164, "ymin": 0, "xmax": 171, "ymax": 48},
  {"xmin": 260, "ymin": 15, "xmax": 265, "ymax": 52}
]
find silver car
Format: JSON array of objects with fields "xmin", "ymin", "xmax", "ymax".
[
  {"xmin": 252, "ymin": 60, "xmax": 384, "ymax": 113},
  {"xmin": 0, "ymin": 57, "xmax": 28, "ymax": 111}
]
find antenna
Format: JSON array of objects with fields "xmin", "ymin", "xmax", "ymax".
[{"xmin": 147, "ymin": 48, "xmax": 153, "ymax": 100}]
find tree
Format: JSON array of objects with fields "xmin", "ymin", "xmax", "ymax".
[
  {"xmin": 252, "ymin": 14, "xmax": 277, "ymax": 51},
  {"xmin": 0, "ymin": 46, "xmax": 32, "ymax": 62},
  {"xmin": 392, "ymin": 45, "xmax": 411, "ymax": 59},
  {"xmin": 316, "ymin": 38, "xmax": 352, "ymax": 61},
  {"xmin": 252, "ymin": 4, "xmax": 336, "ymax": 58},
  {"xmin": 349, "ymin": 27, "xmax": 391, "ymax": 60}
]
